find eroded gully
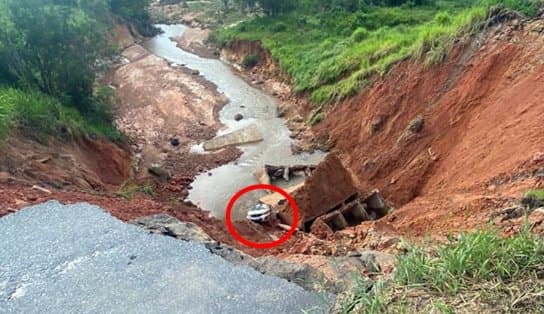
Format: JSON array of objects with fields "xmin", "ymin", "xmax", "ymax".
[{"xmin": 143, "ymin": 25, "xmax": 324, "ymax": 220}]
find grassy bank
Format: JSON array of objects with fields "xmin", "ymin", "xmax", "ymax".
[
  {"xmin": 212, "ymin": 1, "xmax": 541, "ymax": 108},
  {"xmin": 0, "ymin": 88, "xmax": 122, "ymax": 144},
  {"xmin": 342, "ymin": 226, "xmax": 544, "ymax": 313}
]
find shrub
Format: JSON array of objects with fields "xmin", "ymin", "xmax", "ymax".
[
  {"xmin": 271, "ymin": 22, "xmax": 287, "ymax": 32},
  {"xmin": 351, "ymin": 27, "xmax": 369, "ymax": 42},
  {"xmin": 522, "ymin": 189, "xmax": 544, "ymax": 209},
  {"xmin": 242, "ymin": 53, "xmax": 260, "ymax": 68}
]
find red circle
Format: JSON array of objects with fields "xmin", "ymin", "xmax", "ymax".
[{"xmin": 225, "ymin": 184, "xmax": 299, "ymax": 249}]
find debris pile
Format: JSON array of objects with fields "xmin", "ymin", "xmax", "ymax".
[{"xmin": 261, "ymin": 154, "xmax": 392, "ymax": 234}]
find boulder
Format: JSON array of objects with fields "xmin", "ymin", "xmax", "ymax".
[
  {"xmin": 234, "ymin": 113, "xmax": 244, "ymax": 121},
  {"xmin": 170, "ymin": 137, "xmax": 180, "ymax": 147},
  {"xmin": 148, "ymin": 163, "xmax": 171, "ymax": 181}
]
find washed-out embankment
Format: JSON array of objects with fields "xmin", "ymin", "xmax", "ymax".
[{"xmin": 217, "ymin": 17, "xmax": 544, "ymax": 244}]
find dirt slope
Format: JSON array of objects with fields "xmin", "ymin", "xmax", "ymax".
[{"xmin": 316, "ymin": 19, "xmax": 544, "ymax": 237}]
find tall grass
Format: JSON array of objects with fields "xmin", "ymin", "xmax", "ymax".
[
  {"xmin": 0, "ymin": 87, "xmax": 122, "ymax": 144},
  {"xmin": 343, "ymin": 227, "xmax": 544, "ymax": 313},
  {"xmin": 212, "ymin": 1, "xmax": 541, "ymax": 106},
  {"xmin": 395, "ymin": 226, "xmax": 544, "ymax": 293}
]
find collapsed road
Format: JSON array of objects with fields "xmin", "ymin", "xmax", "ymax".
[{"xmin": 0, "ymin": 201, "xmax": 327, "ymax": 313}]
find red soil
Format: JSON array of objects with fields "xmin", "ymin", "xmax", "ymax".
[{"xmin": 316, "ymin": 20, "xmax": 544, "ymax": 237}]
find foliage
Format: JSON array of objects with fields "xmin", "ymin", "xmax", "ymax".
[
  {"xmin": 523, "ymin": 189, "xmax": 544, "ymax": 209},
  {"xmin": 525, "ymin": 189, "xmax": 544, "ymax": 201},
  {"xmin": 0, "ymin": 87, "xmax": 121, "ymax": 143},
  {"xmin": 213, "ymin": 0, "xmax": 542, "ymax": 106},
  {"xmin": 0, "ymin": 0, "xmax": 154, "ymax": 144},
  {"xmin": 344, "ymin": 227, "xmax": 544, "ymax": 313},
  {"xmin": 110, "ymin": 0, "xmax": 158, "ymax": 36},
  {"xmin": 117, "ymin": 181, "xmax": 157, "ymax": 199},
  {"xmin": 395, "ymin": 226, "xmax": 544, "ymax": 293},
  {"xmin": 0, "ymin": 0, "xmax": 107, "ymax": 110},
  {"xmin": 242, "ymin": 53, "xmax": 260, "ymax": 68}
]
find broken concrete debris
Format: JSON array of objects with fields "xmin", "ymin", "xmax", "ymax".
[
  {"xmin": 203, "ymin": 124, "xmax": 263, "ymax": 151},
  {"xmin": 256, "ymin": 164, "xmax": 316, "ymax": 185},
  {"xmin": 274, "ymin": 154, "xmax": 392, "ymax": 233}
]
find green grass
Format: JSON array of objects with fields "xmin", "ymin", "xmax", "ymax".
[
  {"xmin": 343, "ymin": 227, "xmax": 544, "ymax": 313},
  {"xmin": 0, "ymin": 87, "xmax": 122, "ymax": 144},
  {"xmin": 525, "ymin": 190, "xmax": 544, "ymax": 201},
  {"xmin": 212, "ymin": 1, "xmax": 542, "ymax": 107},
  {"xmin": 116, "ymin": 180, "xmax": 157, "ymax": 199}
]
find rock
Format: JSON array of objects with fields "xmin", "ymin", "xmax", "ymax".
[
  {"xmin": 408, "ymin": 116, "xmax": 424, "ymax": 133},
  {"xmin": 31, "ymin": 185, "xmax": 52, "ymax": 195},
  {"xmin": 371, "ymin": 116, "xmax": 385, "ymax": 134},
  {"xmin": 148, "ymin": 164, "xmax": 171, "ymax": 181},
  {"xmin": 14, "ymin": 199, "xmax": 29, "ymax": 207},
  {"xmin": 170, "ymin": 137, "xmax": 180, "ymax": 147},
  {"xmin": 249, "ymin": 256, "xmax": 331, "ymax": 292},
  {"xmin": 206, "ymin": 243, "xmax": 252, "ymax": 264},
  {"xmin": 234, "ymin": 113, "xmax": 244, "ymax": 121},
  {"xmin": 352, "ymin": 250, "xmax": 397, "ymax": 273},
  {"xmin": 190, "ymin": 69, "xmax": 200, "ymax": 76},
  {"xmin": 130, "ymin": 214, "xmax": 213, "ymax": 244}
]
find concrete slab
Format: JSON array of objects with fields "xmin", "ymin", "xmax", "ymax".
[{"xmin": 203, "ymin": 125, "xmax": 263, "ymax": 151}]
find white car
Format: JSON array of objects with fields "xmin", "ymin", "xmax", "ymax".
[{"xmin": 247, "ymin": 203, "xmax": 271, "ymax": 223}]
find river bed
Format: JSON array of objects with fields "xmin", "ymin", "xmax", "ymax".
[{"xmin": 143, "ymin": 25, "xmax": 325, "ymax": 220}]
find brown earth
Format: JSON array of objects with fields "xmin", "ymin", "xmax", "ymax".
[
  {"xmin": 0, "ymin": 133, "xmax": 131, "ymax": 190},
  {"xmin": 172, "ymin": 27, "xmax": 219, "ymax": 59},
  {"xmin": 108, "ymin": 44, "xmax": 240, "ymax": 178}
]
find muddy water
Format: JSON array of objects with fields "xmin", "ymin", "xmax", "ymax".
[{"xmin": 143, "ymin": 25, "xmax": 325, "ymax": 220}]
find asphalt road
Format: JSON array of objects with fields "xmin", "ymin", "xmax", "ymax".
[{"xmin": 0, "ymin": 201, "xmax": 326, "ymax": 313}]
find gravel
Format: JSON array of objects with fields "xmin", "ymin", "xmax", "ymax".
[{"xmin": 0, "ymin": 201, "xmax": 327, "ymax": 313}]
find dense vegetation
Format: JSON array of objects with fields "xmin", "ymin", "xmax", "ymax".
[
  {"xmin": 0, "ymin": 0, "xmax": 154, "ymax": 143},
  {"xmin": 343, "ymin": 226, "xmax": 544, "ymax": 313},
  {"xmin": 213, "ymin": 0, "xmax": 542, "ymax": 116}
]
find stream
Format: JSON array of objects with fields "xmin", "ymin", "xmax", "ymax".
[{"xmin": 143, "ymin": 25, "xmax": 325, "ymax": 220}]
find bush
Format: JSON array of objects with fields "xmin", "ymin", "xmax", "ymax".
[
  {"xmin": 522, "ymin": 189, "xmax": 544, "ymax": 209},
  {"xmin": 351, "ymin": 27, "xmax": 370, "ymax": 42},
  {"xmin": 271, "ymin": 22, "xmax": 287, "ymax": 32},
  {"xmin": 242, "ymin": 53, "xmax": 260, "ymax": 68}
]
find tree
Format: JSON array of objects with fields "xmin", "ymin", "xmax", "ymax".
[{"xmin": 0, "ymin": 0, "xmax": 108, "ymax": 110}]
